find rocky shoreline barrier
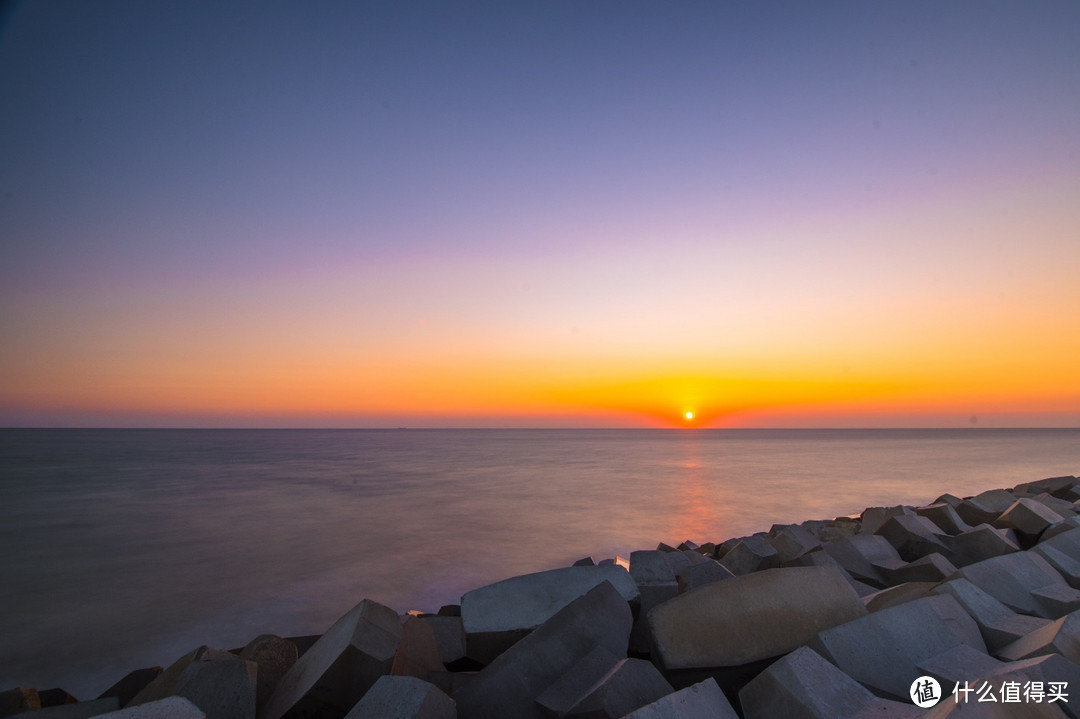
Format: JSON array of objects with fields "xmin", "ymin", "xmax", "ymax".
[{"xmin": 5, "ymin": 473, "xmax": 1080, "ymax": 718}]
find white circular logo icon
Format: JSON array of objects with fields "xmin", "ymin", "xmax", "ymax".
[{"xmin": 910, "ymin": 676, "xmax": 942, "ymax": 708}]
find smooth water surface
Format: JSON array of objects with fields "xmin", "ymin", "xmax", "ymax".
[{"xmin": 1, "ymin": 428, "xmax": 1077, "ymax": 695}]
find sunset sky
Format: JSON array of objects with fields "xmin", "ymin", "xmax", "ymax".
[{"xmin": 2, "ymin": 2, "xmax": 1078, "ymax": 428}]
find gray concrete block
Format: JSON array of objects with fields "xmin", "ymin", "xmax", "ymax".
[
  {"xmin": 718, "ymin": 535, "xmax": 779, "ymax": 576},
  {"xmin": 955, "ymin": 489, "xmax": 1018, "ymax": 526},
  {"xmin": 987, "ymin": 654, "xmax": 1080, "ymax": 719},
  {"xmin": 343, "ymin": 676, "xmax": 455, "ymax": 719},
  {"xmin": 96, "ymin": 697, "xmax": 206, "ymax": 718},
  {"xmin": 648, "ymin": 567, "xmax": 866, "ymax": 672},
  {"xmin": 994, "ymin": 499, "xmax": 1066, "ymax": 546},
  {"xmin": 538, "ymin": 655, "xmax": 673, "ymax": 719},
  {"xmin": 461, "ymin": 565, "xmax": 638, "ymax": 664},
  {"xmin": 984, "ymin": 614, "xmax": 1055, "ymax": 654},
  {"xmin": 1039, "ymin": 527, "xmax": 1080, "ymax": 560},
  {"xmin": 620, "ymin": 678, "xmax": 738, "ymax": 719},
  {"xmin": 740, "ymin": 646, "xmax": 919, "ymax": 719},
  {"xmin": 767, "ymin": 524, "xmax": 822, "ymax": 562},
  {"xmin": 239, "ymin": 636, "xmax": 296, "ymax": 711},
  {"xmin": 822, "ymin": 534, "xmax": 903, "ymax": 587},
  {"xmin": 418, "ymin": 615, "xmax": 466, "ymax": 665},
  {"xmin": 808, "ymin": 594, "xmax": 986, "ymax": 701},
  {"xmin": 860, "ymin": 506, "xmax": 914, "ymax": 536},
  {"xmin": 97, "ymin": 668, "xmax": 164, "ymax": 708},
  {"xmin": 944, "ymin": 524, "xmax": 1020, "ymax": 567},
  {"xmin": 260, "ymin": 598, "xmax": 403, "ymax": 719},
  {"xmin": 533, "ymin": 645, "xmax": 623, "ymax": 716},
  {"xmin": 958, "ymin": 551, "xmax": 1072, "ymax": 618},
  {"xmin": 875, "ymin": 515, "xmax": 951, "ymax": 562},
  {"xmin": 676, "ymin": 560, "xmax": 735, "ymax": 593},
  {"xmin": 173, "ymin": 657, "xmax": 256, "ymax": 719},
  {"xmin": 1033, "ymin": 584, "xmax": 1080, "ymax": 618},
  {"xmin": 454, "ymin": 581, "xmax": 632, "ymax": 719},
  {"xmin": 1036, "ymin": 544, "xmax": 1080, "ymax": 589},
  {"xmin": 1043, "ymin": 518, "xmax": 1080, "ymax": 542},
  {"xmin": 885, "ymin": 553, "xmax": 957, "ymax": 584},
  {"xmin": 915, "ymin": 644, "xmax": 1005, "ymax": 690},
  {"xmin": 630, "ymin": 550, "xmax": 676, "ymax": 586},
  {"xmin": 996, "ymin": 610, "xmax": 1080, "ymax": 664},
  {"xmin": 916, "ymin": 503, "xmax": 974, "ymax": 536},
  {"xmin": 392, "ymin": 616, "xmax": 445, "ymax": 681},
  {"xmin": 863, "ymin": 582, "xmax": 938, "ymax": 613}
]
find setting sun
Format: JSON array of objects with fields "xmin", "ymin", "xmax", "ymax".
[{"xmin": 684, "ymin": 411, "xmax": 695, "ymax": 421}]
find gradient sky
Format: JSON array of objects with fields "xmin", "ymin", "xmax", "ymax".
[{"xmin": 2, "ymin": 1, "xmax": 1078, "ymax": 428}]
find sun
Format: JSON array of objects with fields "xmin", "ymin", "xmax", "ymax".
[{"xmin": 684, "ymin": 410, "xmax": 694, "ymax": 421}]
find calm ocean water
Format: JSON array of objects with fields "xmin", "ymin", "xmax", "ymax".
[{"xmin": 1, "ymin": 427, "xmax": 1078, "ymax": 695}]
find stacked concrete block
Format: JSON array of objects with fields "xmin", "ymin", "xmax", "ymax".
[{"xmin": 460, "ymin": 565, "xmax": 638, "ymax": 664}]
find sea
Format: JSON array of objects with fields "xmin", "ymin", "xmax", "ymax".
[{"xmin": 1, "ymin": 427, "xmax": 1078, "ymax": 696}]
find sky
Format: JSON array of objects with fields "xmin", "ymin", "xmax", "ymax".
[{"xmin": 1, "ymin": 1, "xmax": 1078, "ymax": 428}]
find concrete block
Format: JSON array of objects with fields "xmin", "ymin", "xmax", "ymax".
[
  {"xmin": 96, "ymin": 697, "xmax": 206, "ymax": 718},
  {"xmin": 783, "ymin": 549, "xmax": 875, "ymax": 596},
  {"xmin": 343, "ymin": 676, "xmax": 454, "ymax": 719},
  {"xmin": 994, "ymin": 499, "xmax": 1066, "ymax": 546},
  {"xmin": 630, "ymin": 550, "xmax": 676, "ymax": 586},
  {"xmin": 718, "ymin": 535, "xmax": 779, "ymax": 576},
  {"xmin": 821, "ymin": 534, "xmax": 903, "ymax": 587},
  {"xmin": 537, "ymin": 655, "xmax": 673, "ymax": 719},
  {"xmin": 572, "ymin": 557, "xmax": 595, "ymax": 566},
  {"xmin": 863, "ymin": 582, "xmax": 938, "ymax": 613},
  {"xmin": 239, "ymin": 636, "xmax": 296, "ymax": 710},
  {"xmin": 916, "ymin": 503, "xmax": 974, "ymax": 535},
  {"xmin": 260, "ymin": 598, "xmax": 403, "ymax": 719},
  {"xmin": 955, "ymin": 489, "xmax": 1018, "ymax": 526},
  {"xmin": 461, "ymin": 565, "xmax": 638, "ymax": 664},
  {"xmin": 1032, "ymin": 494, "xmax": 1079, "ymax": 518},
  {"xmin": 767, "ymin": 524, "xmax": 822, "ymax": 562},
  {"xmin": 454, "ymin": 581, "xmax": 632, "ymax": 719},
  {"xmin": 648, "ymin": 567, "xmax": 867, "ymax": 672},
  {"xmin": 1033, "ymin": 584, "xmax": 1080, "ymax": 618},
  {"xmin": 1036, "ymin": 544, "xmax": 1080, "ymax": 589},
  {"xmin": 532, "ymin": 645, "xmax": 623, "ymax": 716},
  {"xmin": 1039, "ymin": 527, "xmax": 1080, "ymax": 560},
  {"xmin": 808, "ymin": 594, "xmax": 986, "ymax": 701},
  {"xmin": 418, "ymin": 615, "xmax": 466, "ymax": 665},
  {"xmin": 934, "ymin": 493, "xmax": 964, "ymax": 507},
  {"xmin": 740, "ymin": 646, "xmax": 919, "ymax": 719},
  {"xmin": 875, "ymin": 515, "xmax": 951, "ymax": 562},
  {"xmin": 929, "ymin": 578, "xmax": 1052, "ymax": 652},
  {"xmin": 958, "ymin": 551, "xmax": 1073, "ymax": 618},
  {"xmin": 915, "ymin": 644, "xmax": 1005, "ymax": 689},
  {"xmin": 173, "ymin": 657, "xmax": 256, "ymax": 719},
  {"xmin": 620, "ymin": 678, "xmax": 738, "ymax": 719},
  {"xmin": 1019, "ymin": 476, "xmax": 1080, "ymax": 498},
  {"xmin": 885, "ymin": 553, "xmax": 957, "ymax": 584},
  {"xmin": 800, "ymin": 517, "xmax": 860, "ymax": 543},
  {"xmin": 391, "ymin": 616, "xmax": 445, "ymax": 681},
  {"xmin": 676, "ymin": 560, "xmax": 735, "ymax": 593},
  {"xmin": 97, "ymin": 668, "xmax": 164, "ymax": 707},
  {"xmin": 987, "ymin": 654, "xmax": 1080, "ymax": 719},
  {"xmin": 127, "ymin": 647, "xmax": 233, "ymax": 708},
  {"xmin": 860, "ymin": 505, "xmax": 915, "ymax": 535},
  {"xmin": 944, "ymin": 524, "xmax": 1021, "ymax": 567},
  {"xmin": 996, "ymin": 610, "xmax": 1080, "ymax": 664}
]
